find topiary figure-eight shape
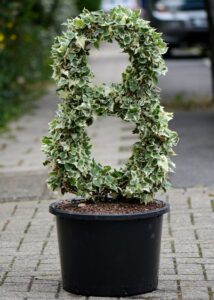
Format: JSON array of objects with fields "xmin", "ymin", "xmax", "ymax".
[{"xmin": 42, "ymin": 6, "xmax": 178, "ymax": 203}]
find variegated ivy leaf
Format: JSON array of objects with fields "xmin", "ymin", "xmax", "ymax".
[
  {"xmin": 76, "ymin": 35, "xmax": 86, "ymax": 49},
  {"xmin": 158, "ymin": 155, "xmax": 169, "ymax": 173}
]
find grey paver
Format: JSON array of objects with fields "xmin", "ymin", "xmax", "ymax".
[{"xmin": 181, "ymin": 286, "xmax": 210, "ymax": 300}]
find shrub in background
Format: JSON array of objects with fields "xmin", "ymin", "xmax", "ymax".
[
  {"xmin": 76, "ymin": 0, "xmax": 101, "ymax": 12},
  {"xmin": 0, "ymin": 0, "xmax": 77, "ymax": 130}
]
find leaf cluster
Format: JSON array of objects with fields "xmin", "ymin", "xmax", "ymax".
[{"xmin": 42, "ymin": 6, "xmax": 178, "ymax": 203}]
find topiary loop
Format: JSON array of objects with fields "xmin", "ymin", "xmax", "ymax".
[{"xmin": 42, "ymin": 6, "xmax": 178, "ymax": 203}]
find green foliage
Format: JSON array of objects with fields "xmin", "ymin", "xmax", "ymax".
[
  {"xmin": 42, "ymin": 6, "xmax": 178, "ymax": 203},
  {"xmin": 0, "ymin": 1, "xmax": 53, "ymax": 128},
  {"xmin": 0, "ymin": 0, "xmax": 77, "ymax": 129},
  {"xmin": 76, "ymin": 0, "xmax": 101, "ymax": 12}
]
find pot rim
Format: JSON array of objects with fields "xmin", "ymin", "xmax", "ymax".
[{"xmin": 49, "ymin": 199, "xmax": 170, "ymax": 221}]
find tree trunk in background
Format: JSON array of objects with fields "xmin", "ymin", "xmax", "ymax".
[{"xmin": 205, "ymin": 0, "xmax": 214, "ymax": 101}]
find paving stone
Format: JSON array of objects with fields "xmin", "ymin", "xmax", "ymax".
[
  {"xmin": 27, "ymin": 298, "xmax": 57, "ymax": 300},
  {"xmin": 89, "ymin": 298, "xmax": 118, "ymax": 300},
  {"xmin": 160, "ymin": 274, "xmax": 204, "ymax": 281},
  {"xmin": 159, "ymin": 258, "xmax": 174, "ymax": 269},
  {"xmin": 27, "ymin": 292, "xmax": 58, "ymax": 298},
  {"xmin": 206, "ymin": 270, "xmax": 214, "ymax": 281},
  {"xmin": 0, "ymin": 171, "xmax": 48, "ymax": 201},
  {"xmin": 196, "ymin": 229, "xmax": 214, "ymax": 240},
  {"xmin": 180, "ymin": 280, "xmax": 214, "ymax": 288},
  {"xmin": 205, "ymin": 264, "xmax": 214, "ymax": 270},
  {"xmin": 177, "ymin": 263, "xmax": 203, "ymax": 275},
  {"xmin": 37, "ymin": 264, "xmax": 60, "ymax": 272},
  {"xmin": 129, "ymin": 289, "xmax": 179, "ymax": 299},
  {"xmin": 30, "ymin": 282, "xmax": 58, "ymax": 293},
  {"xmin": 1, "ymin": 282, "xmax": 28, "ymax": 292},
  {"xmin": 0, "ymin": 297, "xmax": 25, "ymax": 300},
  {"xmin": 181, "ymin": 286, "xmax": 210, "ymax": 300},
  {"xmin": 4, "ymin": 276, "xmax": 31, "ymax": 284},
  {"xmin": 161, "ymin": 268, "xmax": 176, "ymax": 275},
  {"xmin": 174, "ymin": 242, "xmax": 199, "ymax": 254},
  {"xmin": 176, "ymin": 257, "xmax": 214, "ymax": 264}
]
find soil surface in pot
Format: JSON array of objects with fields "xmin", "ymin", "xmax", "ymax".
[{"xmin": 56, "ymin": 200, "xmax": 165, "ymax": 214}]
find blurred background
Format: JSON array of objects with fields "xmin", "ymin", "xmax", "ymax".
[{"xmin": 0, "ymin": 0, "xmax": 214, "ymax": 199}]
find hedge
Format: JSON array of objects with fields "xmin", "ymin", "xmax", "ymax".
[{"xmin": 0, "ymin": 0, "xmax": 78, "ymax": 130}]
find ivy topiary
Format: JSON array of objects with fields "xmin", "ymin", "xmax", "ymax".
[{"xmin": 42, "ymin": 6, "xmax": 178, "ymax": 203}]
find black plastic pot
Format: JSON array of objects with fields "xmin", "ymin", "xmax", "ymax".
[{"xmin": 49, "ymin": 200, "xmax": 169, "ymax": 297}]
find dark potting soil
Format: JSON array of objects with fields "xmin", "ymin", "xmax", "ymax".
[{"xmin": 56, "ymin": 199, "xmax": 165, "ymax": 215}]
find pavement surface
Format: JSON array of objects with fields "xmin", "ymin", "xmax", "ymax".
[
  {"xmin": 170, "ymin": 110, "xmax": 214, "ymax": 187},
  {"xmin": 0, "ymin": 187, "xmax": 214, "ymax": 300},
  {"xmin": 159, "ymin": 57, "xmax": 212, "ymax": 100},
  {"xmin": 0, "ymin": 42, "xmax": 214, "ymax": 299}
]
